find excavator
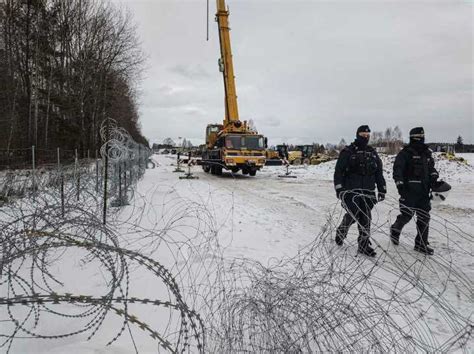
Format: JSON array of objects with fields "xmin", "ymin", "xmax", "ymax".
[
  {"xmin": 201, "ymin": 0, "xmax": 267, "ymax": 176},
  {"xmin": 275, "ymin": 144, "xmax": 333, "ymax": 165}
]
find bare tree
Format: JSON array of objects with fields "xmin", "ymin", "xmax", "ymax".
[
  {"xmin": 393, "ymin": 126, "xmax": 402, "ymax": 141},
  {"xmin": 371, "ymin": 131, "xmax": 383, "ymax": 145},
  {"xmin": 0, "ymin": 0, "xmax": 147, "ymax": 157},
  {"xmin": 163, "ymin": 138, "xmax": 175, "ymax": 147},
  {"xmin": 337, "ymin": 138, "xmax": 347, "ymax": 151}
]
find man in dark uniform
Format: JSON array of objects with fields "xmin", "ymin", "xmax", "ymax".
[
  {"xmin": 390, "ymin": 127, "xmax": 439, "ymax": 255},
  {"xmin": 334, "ymin": 125, "xmax": 386, "ymax": 257},
  {"xmin": 279, "ymin": 143, "xmax": 289, "ymax": 163}
]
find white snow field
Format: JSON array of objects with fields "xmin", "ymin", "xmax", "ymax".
[{"xmin": 1, "ymin": 153, "xmax": 473, "ymax": 353}]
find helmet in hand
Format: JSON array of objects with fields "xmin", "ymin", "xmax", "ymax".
[{"xmin": 431, "ymin": 180, "xmax": 451, "ymax": 203}]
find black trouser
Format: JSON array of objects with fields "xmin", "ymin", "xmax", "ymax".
[
  {"xmin": 391, "ymin": 195, "xmax": 431, "ymax": 246},
  {"xmin": 337, "ymin": 191, "xmax": 376, "ymax": 244}
]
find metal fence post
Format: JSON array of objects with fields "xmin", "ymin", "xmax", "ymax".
[
  {"xmin": 75, "ymin": 149, "xmax": 80, "ymax": 201},
  {"xmin": 95, "ymin": 149, "xmax": 99, "ymax": 193},
  {"xmin": 57, "ymin": 147, "xmax": 64, "ymax": 216},
  {"xmin": 124, "ymin": 160, "xmax": 127, "ymax": 192},
  {"xmin": 138, "ymin": 145, "xmax": 141, "ymax": 170},
  {"xmin": 57, "ymin": 147, "xmax": 60, "ymax": 171},
  {"xmin": 118, "ymin": 161, "xmax": 122, "ymax": 205},
  {"xmin": 32, "ymin": 145, "xmax": 36, "ymax": 199},
  {"xmin": 103, "ymin": 119, "xmax": 110, "ymax": 225}
]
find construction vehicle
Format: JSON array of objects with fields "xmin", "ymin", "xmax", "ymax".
[
  {"xmin": 294, "ymin": 144, "xmax": 334, "ymax": 165},
  {"xmin": 201, "ymin": 0, "xmax": 266, "ymax": 176},
  {"xmin": 296, "ymin": 145, "xmax": 314, "ymax": 164},
  {"xmin": 311, "ymin": 153, "xmax": 333, "ymax": 165},
  {"xmin": 296, "ymin": 145, "xmax": 334, "ymax": 165},
  {"xmin": 274, "ymin": 144, "xmax": 333, "ymax": 165},
  {"xmin": 276, "ymin": 145, "xmax": 303, "ymax": 165},
  {"xmin": 265, "ymin": 148, "xmax": 280, "ymax": 160},
  {"xmin": 264, "ymin": 147, "xmax": 282, "ymax": 166}
]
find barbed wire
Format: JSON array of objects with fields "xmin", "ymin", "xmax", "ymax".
[
  {"xmin": 1, "ymin": 134, "xmax": 472, "ymax": 353},
  {"xmin": 193, "ymin": 190, "xmax": 472, "ymax": 352},
  {"xmin": 0, "ymin": 120, "xmax": 208, "ymax": 353},
  {"xmin": 0, "ymin": 192, "xmax": 204, "ymax": 353},
  {"xmin": 120, "ymin": 156, "xmax": 473, "ymax": 352}
]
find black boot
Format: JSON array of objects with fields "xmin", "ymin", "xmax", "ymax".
[
  {"xmin": 390, "ymin": 228, "xmax": 399, "ymax": 245},
  {"xmin": 391, "ymin": 208, "xmax": 413, "ymax": 246},
  {"xmin": 358, "ymin": 240, "xmax": 376, "ymax": 257},
  {"xmin": 414, "ymin": 243, "xmax": 434, "ymax": 255},
  {"xmin": 335, "ymin": 214, "xmax": 353, "ymax": 246},
  {"xmin": 390, "ymin": 223, "xmax": 403, "ymax": 245}
]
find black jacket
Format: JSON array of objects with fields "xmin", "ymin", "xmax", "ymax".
[
  {"xmin": 334, "ymin": 143, "xmax": 386, "ymax": 194},
  {"xmin": 393, "ymin": 144, "xmax": 439, "ymax": 198}
]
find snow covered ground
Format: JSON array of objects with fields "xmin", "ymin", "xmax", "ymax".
[
  {"xmin": 2, "ymin": 153, "xmax": 473, "ymax": 353},
  {"xmin": 457, "ymin": 153, "xmax": 474, "ymax": 166}
]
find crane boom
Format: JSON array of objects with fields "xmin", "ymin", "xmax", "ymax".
[
  {"xmin": 201, "ymin": 0, "xmax": 267, "ymax": 177},
  {"xmin": 216, "ymin": 0, "xmax": 239, "ymax": 125}
]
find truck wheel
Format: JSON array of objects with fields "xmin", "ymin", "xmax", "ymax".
[
  {"xmin": 242, "ymin": 168, "xmax": 249, "ymax": 175},
  {"xmin": 215, "ymin": 165, "xmax": 223, "ymax": 175},
  {"xmin": 203, "ymin": 165, "xmax": 211, "ymax": 173},
  {"xmin": 249, "ymin": 169, "xmax": 257, "ymax": 176},
  {"xmin": 292, "ymin": 158, "xmax": 302, "ymax": 165}
]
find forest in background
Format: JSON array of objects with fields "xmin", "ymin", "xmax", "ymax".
[{"xmin": 0, "ymin": 0, "xmax": 148, "ymax": 157}]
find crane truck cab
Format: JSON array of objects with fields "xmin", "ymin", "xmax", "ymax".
[{"xmin": 202, "ymin": 123, "xmax": 266, "ymax": 176}]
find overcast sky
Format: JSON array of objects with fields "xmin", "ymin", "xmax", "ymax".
[{"xmin": 115, "ymin": 0, "xmax": 472, "ymax": 146}]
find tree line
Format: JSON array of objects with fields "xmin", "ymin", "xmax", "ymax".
[
  {"xmin": 334, "ymin": 126, "xmax": 403, "ymax": 154},
  {"xmin": 0, "ymin": 0, "xmax": 148, "ymax": 157},
  {"xmin": 428, "ymin": 136, "xmax": 474, "ymax": 153}
]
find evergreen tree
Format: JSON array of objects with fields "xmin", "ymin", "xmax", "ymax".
[{"xmin": 456, "ymin": 135, "xmax": 464, "ymax": 152}]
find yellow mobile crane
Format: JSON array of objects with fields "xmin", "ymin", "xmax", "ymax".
[{"xmin": 202, "ymin": 0, "xmax": 266, "ymax": 176}]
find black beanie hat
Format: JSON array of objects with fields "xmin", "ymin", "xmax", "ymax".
[
  {"xmin": 356, "ymin": 125, "xmax": 371, "ymax": 136},
  {"xmin": 409, "ymin": 127, "xmax": 425, "ymax": 141}
]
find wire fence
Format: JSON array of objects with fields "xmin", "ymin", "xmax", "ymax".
[{"xmin": 0, "ymin": 119, "xmax": 151, "ymax": 223}]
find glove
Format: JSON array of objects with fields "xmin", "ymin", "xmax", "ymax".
[
  {"xmin": 430, "ymin": 171, "xmax": 439, "ymax": 185},
  {"xmin": 378, "ymin": 192, "xmax": 385, "ymax": 202},
  {"xmin": 396, "ymin": 183, "xmax": 405, "ymax": 195}
]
